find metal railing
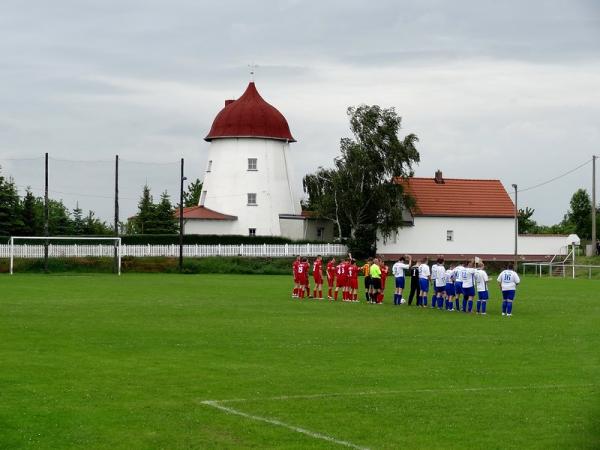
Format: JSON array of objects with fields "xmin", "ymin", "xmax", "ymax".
[{"xmin": 522, "ymin": 262, "xmax": 600, "ymax": 279}]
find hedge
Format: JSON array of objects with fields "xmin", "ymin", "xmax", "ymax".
[{"xmin": 0, "ymin": 235, "xmax": 331, "ymax": 245}]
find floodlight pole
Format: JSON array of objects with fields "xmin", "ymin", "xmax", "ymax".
[
  {"xmin": 592, "ymin": 155, "xmax": 597, "ymax": 255},
  {"xmin": 114, "ymin": 155, "xmax": 119, "ymax": 235},
  {"xmin": 44, "ymin": 152, "xmax": 49, "ymax": 273},
  {"xmin": 179, "ymin": 158, "xmax": 186, "ymax": 273},
  {"xmin": 114, "ymin": 154, "xmax": 119, "ymax": 274},
  {"xmin": 512, "ymin": 183, "xmax": 518, "ymax": 269}
]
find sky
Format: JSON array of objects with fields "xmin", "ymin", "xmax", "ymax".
[{"xmin": 1, "ymin": 0, "xmax": 599, "ymax": 226}]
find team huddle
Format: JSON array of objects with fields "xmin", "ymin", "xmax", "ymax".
[{"xmin": 292, "ymin": 255, "xmax": 521, "ymax": 316}]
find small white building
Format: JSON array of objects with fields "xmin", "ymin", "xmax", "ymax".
[
  {"xmin": 377, "ymin": 171, "xmax": 567, "ymax": 262},
  {"xmin": 181, "ymin": 82, "xmax": 333, "ymax": 241}
]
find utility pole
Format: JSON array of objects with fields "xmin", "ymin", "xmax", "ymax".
[
  {"xmin": 512, "ymin": 183, "xmax": 518, "ymax": 269},
  {"xmin": 114, "ymin": 155, "xmax": 119, "ymax": 273},
  {"xmin": 44, "ymin": 153, "xmax": 49, "ymax": 273},
  {"xmin": 593, "ymin": 155, "xmax": 597, "ymax": 256},
  {"xmin": 179, "ymin": 158, "xmax": 186, "ymax": 273}
]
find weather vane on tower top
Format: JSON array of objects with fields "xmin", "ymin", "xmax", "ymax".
[{"xmin": 248, "ymin": 63, "xmax": 258, "ymax": 82}]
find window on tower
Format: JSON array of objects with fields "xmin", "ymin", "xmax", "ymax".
[
  {"xmin": 206, "ymin": 160, "xmax": 212, "ymax": 172},
  {"xmin": 247, "ymin": 158, "xmax": 257, "ymax": 171},
  {"xmin": 200, "ymin": 190, "xmax": 207, "ymax": 206},
  {"xmin": 447, "ymin": 230, "xmax": 454, "ymax": 242},
  {"xmin": 248, "ymin": 228, "xmax": 256, "ymax": 237},
  {"xmin": 247, "ymin": 193, "xmax": 257, "ymax": 205}
]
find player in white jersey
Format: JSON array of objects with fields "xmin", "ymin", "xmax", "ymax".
[
  {"xmin": 431, "ymin": 257, "xmax": 446, "ymax": 309},
  {"xmin": 392, "ymin": 255, "xmax": 411, "ymax": 305},
  {"xmin": 475, "ymin": 263, "xmax": 489, "ymax": 314},
  {"xmin": 444, "ymin": 263, "xmax": 456, "ymax": 311},
  {"xmin": 497, "ymin": 263, "xmax": 521, "ymax": 316},
  {"xmin": 453, "ymin": 262, "xmax": 465, "ymax": 312},
  {"xmin": 417, "ymin": 257, "xmax": 431, "ymax": 307},
  {"xmin": 460, "ymin": 260, "xmax": 476, "ymax": 313}
]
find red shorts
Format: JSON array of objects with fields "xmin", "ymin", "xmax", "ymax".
[
  {"xmin": 336, "ymin": 276, "xmax": 347, "ymax": 288},
  {"xmin": 294, "ymin": 275, "xmax": 300, "ymax": 284},
  {"xmin": 327, "ymin": 275, "xmax": 335, "ymax": 286},
  {"xmin": 349, "ymin": 278, "xmax": 358, "ymax": 290},
  {"xmin": 313, "ymin": 275, "xmax": 323, "ymax": 284},
  {"xmin": 298, "ymin": 275, "xmax": 308, "ymax": 286}
]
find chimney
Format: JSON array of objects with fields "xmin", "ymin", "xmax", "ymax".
[
  {"xmin": 434, "ymin": 170, "xmax": 444, "ymax": 184},
  {"xmin": 225, "ymin": 99, "xmax": 235, "ymax": 106}
]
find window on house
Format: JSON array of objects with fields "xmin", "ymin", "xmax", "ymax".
[
  {"xmin": 317, "ymin": 227, "xmax": 324, "ymax": 238},
  {"xmin": 447, "ymin": 230, "xmax": 454, "ymax": 242},
  {"xmin": 200, "ymin": 190, "xmax": 207, "ymax": 206},
  {"xmin": 247, "ymin": 193, "xmax": 257, "ymax": 205},
  {"xmin": 206, "ymin": 160, "xmax": 212, "ymax": 172},
  {"xmin": 247, "ymin": 158, "xmax": 257, "ymax": 171},
  {"xmin": 248, "ymin": 228, "xmax": 256, "ymax": 237}
]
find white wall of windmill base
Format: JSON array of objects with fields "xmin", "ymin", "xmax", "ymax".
[{"xmin": 201, "ymin": 138, "xmax": 301, "ymax": 236}]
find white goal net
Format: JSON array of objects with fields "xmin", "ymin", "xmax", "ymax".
[{"xmin": 7, "ymin": 236, "xmax": 121, "ymax": 275}]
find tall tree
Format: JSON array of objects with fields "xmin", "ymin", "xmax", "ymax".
[
  {"xmin": 82, "ymin": 210, "xmax": 112, "ymax": 235},
  {"xmin": 183, "ymin": 178, "xmax": 203, "ymax": 207},
  {"xmin": 0, "ymin": 170, "xmax": 24, "ymax": 235},
  {"xmin": 153, "ymin": 191, "xmax": 178, "ymax": 234},
  {"xmin": 47, "ymin": 199, "xmax": 72, "ymax": 235},
  {"xmin": 565, "ymin": 188, "xmax": 592, "ymax": 239},
  {"xmin": 135, "ymin": 185, "xmax": 156, "ymax": 234},
  {"xmin": 518, "ymin": 207, "xmax": 537, "ymax": 234},
  {"xmin": 72, "ymin": 203, "xmax": 85, "ymax": 235},
  {"xmin": 21, "ymin": 188, "xmax": 42, "ymax": 235},
  {"xmin": 303, "ymin": 105, "xmax": 420, "ymax": 256}
]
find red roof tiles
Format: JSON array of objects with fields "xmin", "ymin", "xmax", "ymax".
[
  {"xmin": 176, "ymin": 206, "xmax": 237, "ymax": 221},
  {"xmin": 397, "ymin": 176, "xmax": 515, "ymax": 218},
  {"xmin": 205, "ymin": 82, "xmax": 295, "ymax": 142}
]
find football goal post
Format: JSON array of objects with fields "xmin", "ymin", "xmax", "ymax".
[{"xmin": 8, "ymin": 236, "xmax": 121, "ymax": 275}]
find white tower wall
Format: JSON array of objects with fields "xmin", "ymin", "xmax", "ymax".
[{"xmin": 201, "ymin": 138, "xmax": 301, "ymax": 236}]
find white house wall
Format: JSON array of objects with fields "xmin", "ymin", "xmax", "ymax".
[
  {"xmin": 183, "ymin": 220, "xmax": 238, "ymax": 235},
  {"xmin": 201, "ymin": 138, "xmax": 301, "ymax": 236},
  {"xmin": 378, "ymin": 216, "xmax": 567, "ymax": 257},
  {"xmin": 518, "ymin": 235, "xmax": 567, "ymax": 256},
  {"xmin": 378, "ymin": 216, "xmax": 514, "ymax": 255}
]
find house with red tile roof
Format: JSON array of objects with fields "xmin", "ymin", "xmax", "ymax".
[{"xmin": 377, "ymin": 171, "xmax": 568, "ymax": 262}]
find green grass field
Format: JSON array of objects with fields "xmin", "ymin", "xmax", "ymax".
[{"xmin": 1, "ymin": 274, "xmax": 598, "ymax": 449}]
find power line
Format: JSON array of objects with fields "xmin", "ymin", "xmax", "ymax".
[
  {"xmin": 0, "ymin": 156, "xmax": 45, "ymax": 161},
  {"xmin": 517, "ymin": 158, "xmax": 593, "ymax": 193}
]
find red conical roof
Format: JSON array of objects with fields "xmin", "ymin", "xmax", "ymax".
[{"xmin": 205, "ymin": 82, "xmax": 296, "ymax": 142}]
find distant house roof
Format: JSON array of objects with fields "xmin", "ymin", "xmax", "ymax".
[
  {"xmin": 176, "ymin": 206, "xmax": 237, "ymax": 221},
  {"xmin": 396, "ymin": 172, "xmax": 515, "ymax": 218}
]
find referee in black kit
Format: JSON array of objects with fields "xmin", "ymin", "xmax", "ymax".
[{"xmin": 408, "ymin": 261, "xmax": 420, "ymax": 305}]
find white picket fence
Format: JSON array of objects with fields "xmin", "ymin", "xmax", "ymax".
[{"xmin": 0, "ymin": 243, "xmax": 347, "ymax": 259}]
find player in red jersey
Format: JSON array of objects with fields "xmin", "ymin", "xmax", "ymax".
[
  {"xmin": 312, "ymin": 255, "xmax": 324, "ymax": 299},
  {"xmin": 297, "ymin": 257, "xmax": 310, "ymax": 299},
  {"xmin": 378, "ymin": 260, "xmax": 389, "ymax": 303},
  {"xmin": 347, "ymin": 259, "xmax": 359, "ymax": 302},
  {"xmin": 326, "ymin": 257, "xmax": 336, "ymax": 299},
  {"xmin": 292, "ymin": 255, "xmax": 301, "ymax": 298},
  {"xmin": 334, "ymin": 258, "xmax": 347, "ymax": 301}
]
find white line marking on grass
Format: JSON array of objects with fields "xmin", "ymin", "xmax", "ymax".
[
  {"xmin": 201, "ymin": 400, "xmax": 369, "ymax": 450},
  {"xmin": 200, "ymin": 384, "xmax": 596, "ymax": 448}
]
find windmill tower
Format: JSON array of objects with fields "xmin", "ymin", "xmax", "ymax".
[{"xmin": 194, "ymin": 81, "xmax": 301, "ymax": 237}]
